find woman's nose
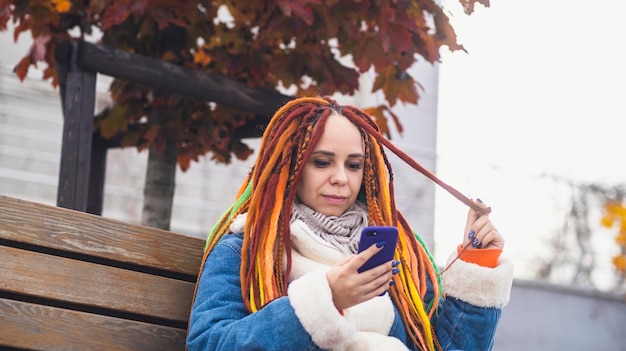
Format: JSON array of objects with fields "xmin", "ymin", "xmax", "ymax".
[{"xmin": 330, "ymin": 166, "xmax": 348, "ymax": 184}]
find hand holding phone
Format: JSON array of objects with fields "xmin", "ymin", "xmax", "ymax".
[{"xmin": 357, "ymin": 226, "xmax": 398, "ymax": 273}]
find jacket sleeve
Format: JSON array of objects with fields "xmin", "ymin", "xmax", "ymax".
[
  {"xmin": 186, "ymin": 234, "xmax": 324, "ymax": 351},
  {"xmin": 433, "ymin": 252, "xmax": 514, "ymax": 351}
]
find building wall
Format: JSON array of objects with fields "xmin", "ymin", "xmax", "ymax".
[{"xmin": 495, "ymin": 279, "xmax": 626, "ymax": 350}]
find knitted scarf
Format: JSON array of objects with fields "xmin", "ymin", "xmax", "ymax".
[{"xmin": 291, "ymin": 200, "xmax": 368, "ymax": 255}]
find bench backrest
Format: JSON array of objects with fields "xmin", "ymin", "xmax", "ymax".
[{"xmin": 0, "ymin": 195, "xmax": 205, "ymax": 350}]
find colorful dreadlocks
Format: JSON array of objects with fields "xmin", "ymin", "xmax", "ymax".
[{"xmin": 196, "ymin": 96, "xmax": 486, "ymax": 351}]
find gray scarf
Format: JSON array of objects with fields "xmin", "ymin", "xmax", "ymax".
[{"xmin": 291, "ymin": 200, "xmax": 369, "ymax": 255}]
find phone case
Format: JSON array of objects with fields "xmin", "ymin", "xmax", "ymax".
[{"xmin": 357, "ymin": 226, "xmax": 399, "ymax": 273}]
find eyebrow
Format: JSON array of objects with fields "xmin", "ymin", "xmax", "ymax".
[{"xmin": 311, "ymin": 150, "xmax": 365, "ymax": 158}]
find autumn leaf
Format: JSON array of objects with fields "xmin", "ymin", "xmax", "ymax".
[
  {"xmin": 363, "ymin": 104, "xmax": 404, "ymax": 139},
  {"xmin": 363, "ymin": 105, "xmax": 391, "ymax": 138},
  {"xmin": 613, "ymin": 255, "xmax": 626, "ymax": 272},
  {"xmin": 101, "ymin": 0, "xmax": 149, "ymax": 30},
  {"xmin": 52, "ymin": 0, "xmax": 72, "ymax": 13},
  {"xmin": 275, "ymin": 0, "xmax": 322, "ymax": 25},
  {"xmin": 194, "ymin": 48, "xmax": 212, "ymax": 67},
  {"xmin": 372, "ymin": 65, "xmax": 420, "ymax": 107},
  {"xmin": 97, "ymin": 104, "xmax": 128, "ymax": 138},
  {"xmin": 3, "ymin": 0, "xmax": 476, "ymax": 171},
  {"xmin": 13, "ymin": 55, "xmax": 31, "ymax": 81},
  {"xmin": 177, "ymin": 153, "xmax": 192, "ymax": 171}
]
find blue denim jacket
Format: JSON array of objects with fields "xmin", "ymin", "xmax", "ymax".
[{"xmin": 187, "ymin": 233, "xmax": 511, "ymax": 350}]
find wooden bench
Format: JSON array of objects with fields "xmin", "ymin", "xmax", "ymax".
[{"xmin": 0, "ymin": 195, "xmax": 205, "ymax": 350}]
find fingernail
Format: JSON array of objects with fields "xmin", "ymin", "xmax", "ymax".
[
  {"xmin": 477, "ymin": 242, "xmax": 483, "ymax": 249},
  {"xmin": 477, "ymin": 198, "xmax": 483, "ymax": 203},
  {"xmin": 472, "ymin": 238, "xmax": 480, "ymax": 247},
  {"xmin": 389, "ymin": 280, "xmax": 395, "ymax": 287},
  {"xmin": 467, "ymin": 230, "xmax": 475, "ymax": 239},
  {"xmin": 392, "ymin": 268, "xmax": 400, "ymax": 275},
  {"xmin": 392, "ymin": 260, "xmax": 401, "ymax": 267},
  {"xmin": 376, "ymin": 241, "xmax": 386, "ymax": 248}
]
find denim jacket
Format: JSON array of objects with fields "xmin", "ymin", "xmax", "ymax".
[{"xmin": 187, "ymin": 221, "xmax": 513, "ymax": 351}]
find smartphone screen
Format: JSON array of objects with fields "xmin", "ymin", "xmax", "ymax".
[{"xmin": 357, "ymin": 226, "xmax": 398, "ymax": 273}]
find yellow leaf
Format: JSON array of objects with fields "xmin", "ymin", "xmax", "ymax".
[
  {"xmin": 616, "ymin": 233, "xmax": 626, "ymax": 246},
  {"xmin": 613, "ymin": 255, "xmax": 626, "ymax": 272},
  {"xmin": 600, "ymin": 215, "xmax": 614, "ymax": 228},
  {"xmin": 52, "ymin": 0, "xmax": 72, "ymax": 13}
]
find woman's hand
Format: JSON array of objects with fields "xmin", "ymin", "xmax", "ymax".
[
  {"xmin": 326, "ymin": 244, "xmax": 397, "ymax": 311},
  {"xmin": 463, "ymin": 199, "xmax": 505, "ymax": 250}
]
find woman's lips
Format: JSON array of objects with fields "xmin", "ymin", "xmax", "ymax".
[{"xmin": 323, "ymin": 195, "xmax": 346, "ymax": 204}]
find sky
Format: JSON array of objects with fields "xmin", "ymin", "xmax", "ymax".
[{"xmin": 433, "ymin": 0, "xmax": 626, "ymax": 288}]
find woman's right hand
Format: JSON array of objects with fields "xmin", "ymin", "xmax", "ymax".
[{"xmin": 326, "ymin": 244, "xmax": 397, "ymax": 311}]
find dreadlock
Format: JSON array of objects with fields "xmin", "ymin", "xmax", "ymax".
[{"xmin": 193, "ymin": 96, "xmax": 489, "ymax": 351}]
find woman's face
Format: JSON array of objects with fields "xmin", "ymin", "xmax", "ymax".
[{"xmin": 296, "ymin": 112, "xmax": 365, "ymax": 217}]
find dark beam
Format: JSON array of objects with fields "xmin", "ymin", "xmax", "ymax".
[
  {"xmin": 55, "ymin": 42, "xmax": 97, "ymax": 212},
  {"xmin": 74, "ymin": 41, "xmax": 293, "ymax": 118}
]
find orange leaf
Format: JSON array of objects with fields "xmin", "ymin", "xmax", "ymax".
[
  {"xmin": 193, "ymin": 48, "xmax": 212, "ymax": 67},
  {"xmin": 363, "ymin": 106, "xmax": 391, "ymax": 138},
  {"xmin": 177, "ymin": 153, "xmax": 192, "ymax": 171},
  {"xmin": 52, "ymin": 0, "xmax": 72, "ymax": 13}
]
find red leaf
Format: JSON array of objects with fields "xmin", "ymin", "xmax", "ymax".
[
  {"xmin": 177, "ymin": 153, "xmax": 192, "ymax": 171},
  {"xmin": 101, "ymin": 0, "xmax": 149, "ymax": 30},
  {"xmin": 13, "ymin": 56, "xmax": 31, "ymax": 81},
  {"xmin": 276, "ymin": 0, "xmax": 322, "ymax": 25}
]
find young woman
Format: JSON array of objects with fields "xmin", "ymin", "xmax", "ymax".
[{"xmin": 186, "ymin": 96, "xmax": 513, "ymax": 350}]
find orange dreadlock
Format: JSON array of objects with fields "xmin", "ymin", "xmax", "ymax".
[{"xmin": 192, "ymin": 96, "xmax": 488, "ymax": 351}]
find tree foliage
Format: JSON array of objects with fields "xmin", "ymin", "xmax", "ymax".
[
  {"xmin": 601, "ymin": 200, "xmax": 626, "ymax": 278},
  {"xmin": 0, "ymin": 0, "xmax": 489, "ymax": 170},
  {"xmin": 537, "ymin": 181, "xmax": 626, "ymax": 294}
]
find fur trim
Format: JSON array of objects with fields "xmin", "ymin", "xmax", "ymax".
[
  {"xmin": 442, "ymin": 252, "xmax": 514, "ymax": 308},
  {"xmin": 344, "ymin": 296, "xmax": 394, "ymax": 335},
  {"xmin": 342, "ymin": 331, "xmax": 409, "ymax": 351},
  {"xmin": 288, "ymin": 269, "xmax": 356, "ymax": 349},
  {"xmin": 229, "ymin": 213, "xmax": 247, "ymax": 233}
]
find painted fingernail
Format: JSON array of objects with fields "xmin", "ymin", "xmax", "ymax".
[
  {"xmin": 477, "ymin": 242, "xmax": 483, "ymax": 249},
  {"xmin": 376, "ymin": 241, "xmax": 386, "ymax": 248},
  {"xmin": 389, "ymin": 280, "xmax": 395, "ymax": 287},
  {"xmin": 392, "ymin": 268, "xmax": 400, "ymax": 275},
  {"xmin": 472, "ymin": 238, "xmax": 480, "ymax": 247},
  {"xmin": 477, "ymin": 198, "xmax": 483, "ymax": 203},
  {"xmin": 467, "ymin": 230, "xmax": 475, "ymax": 239},
  {"xmin": 392, "ymin": 260, "xmax": 401, "ymax": 267}
]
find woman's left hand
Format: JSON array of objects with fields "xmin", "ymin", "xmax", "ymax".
[{"xmin": 463, "ymin": 199, "xmax": 505, "ymax": 250}]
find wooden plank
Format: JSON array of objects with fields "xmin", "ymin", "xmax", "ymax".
[
  {"xmin": 0, "ymin": 195, "xmax": 205, "ymax": 277},
  {"xmin": 0, "ymin": 245, "xmax": 194, "ymax": 323},
  {"xmin": 0, "ymin": 298, "xmax": 186, "ymax": 351}
]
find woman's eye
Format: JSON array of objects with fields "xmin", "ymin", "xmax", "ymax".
[
  {"xmin": 347, "ymin": 162, "xmax": 363, "ymax": 171},
  {"xmin": 313, "ymin": 159, "xmax": 330, "ymax": 168}
]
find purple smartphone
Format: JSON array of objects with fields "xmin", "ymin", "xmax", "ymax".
[{"xmin": 357, "ymin": 226, "xmax": 398, "ymax": 273}]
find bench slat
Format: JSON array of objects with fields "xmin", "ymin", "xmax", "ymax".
[
  {"xmin": 0, "ymin": 245, "xmax": 195, "ymax": 323},
  {"xmin": 0, "ymin": 195, "xmax": 205, "ymax": 277},
  {"xmin": 0, "ymin": 297, "xmax": 186, "ymax": 351}
]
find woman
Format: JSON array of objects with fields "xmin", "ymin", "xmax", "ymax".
[{"xmin": 187, "ymin": 96, "xmax": 513, "ymax": 350}]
